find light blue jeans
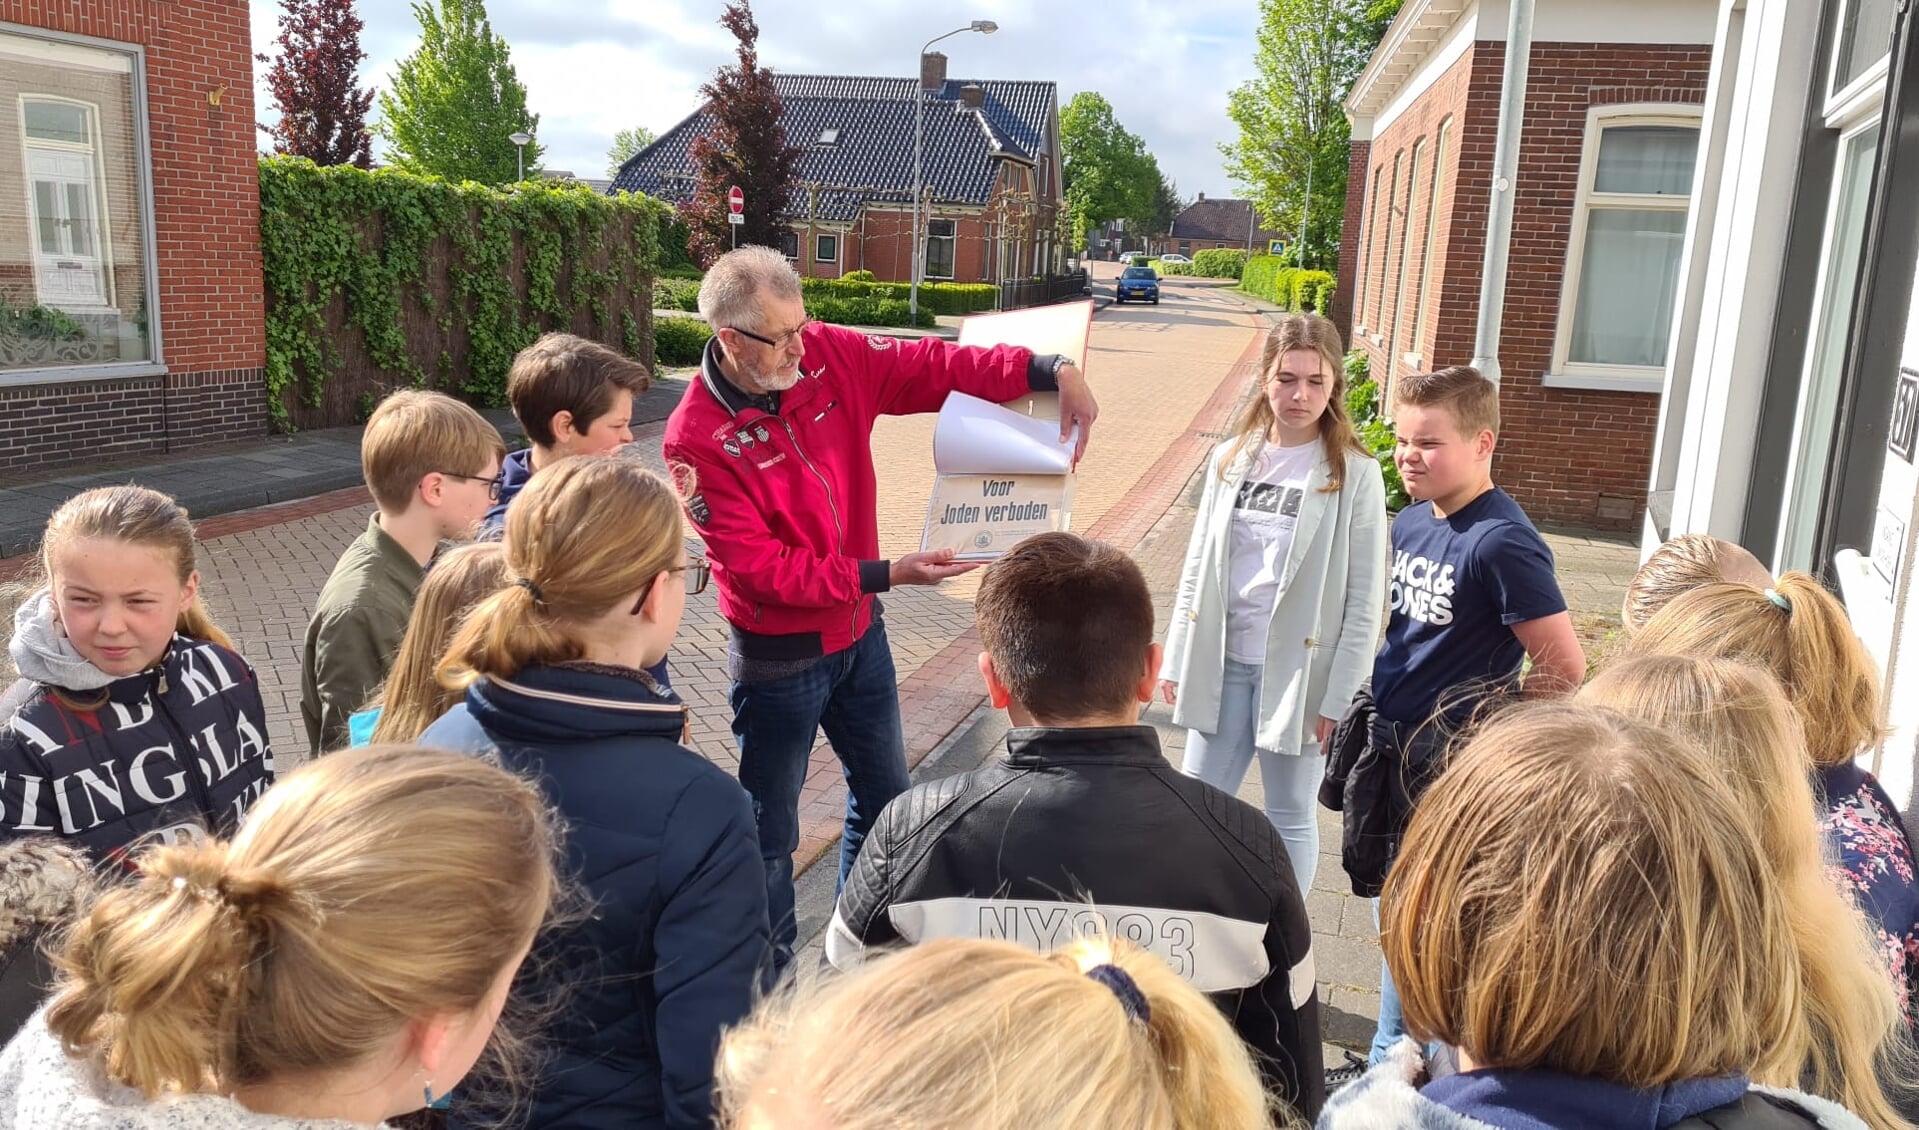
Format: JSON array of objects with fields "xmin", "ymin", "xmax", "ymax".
[
  {"xmin": 1182, "ymin": 658, "xmax": 1322, "ymax": 892},
  {"xmin": 1371, "ymin": 898, "xmax": 1409, "ymax": 1063}
]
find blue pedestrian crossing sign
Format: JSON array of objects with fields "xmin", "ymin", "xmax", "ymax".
[{"xmin": 1268, "ymin": 238, "xmax": 1290, "ymax": 256}]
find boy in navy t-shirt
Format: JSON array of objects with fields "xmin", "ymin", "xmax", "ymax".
[{"xmin": 1362, "ymin": 365, "xmax": 1585, "ymax": 1064}]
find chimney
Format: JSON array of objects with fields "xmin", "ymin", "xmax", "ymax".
[
  {"xmin": 959, "ymin": 83, "xmax": 984, "ymax": 109},
  {"xmin": 920, "ymin": 52, "xmax": 948, "ymax": 92},
  {"xmin": 1197, "ymin": 192, "xmax": 1205, "ymax": 201}
]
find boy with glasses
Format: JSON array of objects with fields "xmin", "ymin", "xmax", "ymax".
[
  {"xmin": 301, "ymin": 389, "xmax": 504, "ymax": 757},
  {"xmin": 663, "ymin": 245, "xmax": 1100, "ymax": 971}
]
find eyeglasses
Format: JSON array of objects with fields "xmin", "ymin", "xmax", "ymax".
[
  {"xmin": 440, "ymin": 471, "xmax": 503, "ymax": 502},
  {"xmin": 726, "ymin": 319, "xmax": 813, "ymax": 351},
  {"xmin": 630, "ymin": 557, "xmax": 710, "ymax": 613}
]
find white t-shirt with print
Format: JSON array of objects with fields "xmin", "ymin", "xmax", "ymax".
[{"xmin": 1225, "ymin": 441, "xmax": 1319, "ymax": 664}]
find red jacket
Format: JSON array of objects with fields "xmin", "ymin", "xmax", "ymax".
[{"xmin": 664, "ymin": 322, "xmax": 1037, "ymax": 660}]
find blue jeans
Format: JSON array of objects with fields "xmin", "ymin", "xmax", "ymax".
[
  {"xmin": 1371, "ymin": 897, "xmax": 1409, "ymax": 1063},
  {"xmin": 731, "ymin": 619, "xmax": 909, "ymax": 971},
  {"xmin": 1182, "ymin": 658, "xmax": 1322, "ymax": 892}
]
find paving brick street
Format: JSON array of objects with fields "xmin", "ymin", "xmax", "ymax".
[{"xmin": 147, "ymin": 264, "xmax": 1636, "ymax": 1053}]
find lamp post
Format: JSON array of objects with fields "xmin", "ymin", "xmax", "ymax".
[
  {"xmin": 911, "ymin": 19, "xmax": 997, "ymax": 322},
  {"xmin": 509, "ymin": 130, "xmax": 532, "ymax": 183}
]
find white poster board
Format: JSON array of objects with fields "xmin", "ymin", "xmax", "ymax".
[{"xmin": 920, "ymin": 302, "xmax": 1094, "ymax": 559}]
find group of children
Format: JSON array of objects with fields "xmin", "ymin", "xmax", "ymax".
[{"xmin": 0, "ymin": 305, "xmax": 1909, "ymax": 1130}]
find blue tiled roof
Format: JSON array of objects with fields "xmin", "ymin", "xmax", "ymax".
[{"xmin": 610, "ymin": 73, "xmax": 1057, "ymax": 222}]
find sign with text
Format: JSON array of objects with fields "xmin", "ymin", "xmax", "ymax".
[
  {"xmin": 920, "ymin": 391, "xmax": 1076, "ymax": 560},
  {"xmin": 1891, "ymin": 367, "xmax": 1918, "ymax": 463}
]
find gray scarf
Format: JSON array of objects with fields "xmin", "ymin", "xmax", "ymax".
[{"xmin": 8, "ymin": 589, "xmax": 118, "ymax": 692}]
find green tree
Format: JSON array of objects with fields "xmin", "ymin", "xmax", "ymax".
[
  {"xmin": 1145, "ymin": 170, "xmax": 1185, "ymax": 243},
  {"xmin": 1219, "ymin": 0, "xmax": 1402, "ymax": 269},
  {"xmin": 1059, "ymin": 92, "xmax": 1159, "ymax": 248},
  {"xmin": 376, "ymin": 0, "xmax": 540, "ymax": 185},
  {"xmin": 606, "ymin": 125, "xmax": 657, "ymax": 178}
]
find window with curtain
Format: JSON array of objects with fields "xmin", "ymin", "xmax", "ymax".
[
  {"xmin": 1412, "ymin": 119, "xmax": 1450, "ymax": 360},
  {"xmin": 1552, "ymin": 112, "xmax": 1700, "ymax": 384},
  {"xmin": 925, "ymin": 219, "xmax": 956, "ymax": 279},
  {"xmin": 5, "ymin": 29, "xmax": 155, "ymax": 376}
]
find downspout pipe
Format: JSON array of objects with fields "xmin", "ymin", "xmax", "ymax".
[{"xmin": 1469, "ymin": 0, "xmax": 1536, "ymax": 386}]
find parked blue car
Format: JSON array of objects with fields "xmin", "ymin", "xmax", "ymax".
[{"xmin": 1116, "ymin": 265, "xmax": 1160, "ymax": 304}]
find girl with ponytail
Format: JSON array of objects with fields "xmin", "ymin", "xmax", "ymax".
[
  {"xmin": 0, "ymin": 744, "xmax": 561, "ymax": 1128},
  {"xmin": 421, "ymin": 455, "xmax": 769, "ymax": 1130},
  {"xmin": 717, "ymin": 935, "xmax": 1282, "ymax": 1129},
  {"xmin": 1630, "ymin": 574, "xmax": 1919, "ymax": 1042},
  {"xmin": 0, "ymin": 486, "xmax": 273, "ymax": 863}
]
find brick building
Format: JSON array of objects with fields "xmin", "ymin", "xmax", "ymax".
[
  {"xmin": 1339, "ymin": 0, "xmax": 1717, "ymax": 530},
  {"xmin": 613, "ymin": 67, "xmax": 1065, "ymax": 285},
  {"xmin": 1154, "ymin": 195, "xmax": 1287, "ymax": 258},
  {"xmin": 0, "ymin": 2, "xmax": 266, "ymax": 476}
]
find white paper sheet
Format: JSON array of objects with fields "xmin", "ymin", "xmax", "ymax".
[{"xmin": 932, "ymin": 393, "xmax": 1075, "ymax": 475}]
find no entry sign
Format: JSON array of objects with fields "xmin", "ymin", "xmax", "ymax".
[{"xmin": 727, "ymin": 186, "xmax": 745, "ymax": 214}]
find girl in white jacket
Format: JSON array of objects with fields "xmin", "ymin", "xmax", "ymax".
[{"xmin": 1159, "ymin": 314, "xmax": 1387, "ymax": 890}]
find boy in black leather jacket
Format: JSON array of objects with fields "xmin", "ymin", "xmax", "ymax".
[{"xmin": 827, "ymin": 532, "xmax": 1324, "ymax": 1120}]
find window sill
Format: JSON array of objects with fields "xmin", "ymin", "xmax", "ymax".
[
  {"xmin": 1541, "ymin": 369, "xmax": 1663, "ymax": 393},
  {"xmin": 1401, "ymin": 352, "xmax": 1424, "ymax": 369},
  {"xmin": 0, "ymin": 361, "xmax": 167, "ymax": 388}
]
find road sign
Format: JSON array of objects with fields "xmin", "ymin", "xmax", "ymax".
[
  {"xmin": 727, "ymin": 213, "xmax": 744, "ymax": 225},
  {"xmin": 727, "ymin": 185, "xmax": 745, "ymax": 214},
  {"xmin": 1268, "ymin": 238, "xmax": 1290, "ymax": 257}
]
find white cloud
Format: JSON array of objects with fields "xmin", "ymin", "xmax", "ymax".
[{"xmin": 251, "ymin": 0, "xmax": 1261, "ymax": 196}]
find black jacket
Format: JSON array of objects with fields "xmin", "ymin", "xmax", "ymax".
[
  {"xmin": 0, "ymin": 637, "xmax": 274, "ymax": 863},
  {"xmin": 421, "ymin": 663, "xmax": 770, "ymax": 1130},
  {"xmin": 829, "ymin": 725, "xmax": 1325, "ymax": 1120},
  {"xmin": 1320, "ymin": 687, "xmax": 1451, "ymax": 899}
]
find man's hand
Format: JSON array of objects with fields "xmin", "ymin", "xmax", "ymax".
[
  {"xmin": 890, "ymin": 548, "xmax": 982, "ymax": 587},
  {"xmin": 1156, "ymin": 679, "xmax": 1178, "ymax": 705},
  {"xmin": 1055, "ymin": 362, "xmax": 1099, "ymax": 468}
]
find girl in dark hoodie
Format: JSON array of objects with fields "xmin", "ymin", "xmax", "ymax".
[
  {"xmin": 0, "ymin": 485, "xmax": 273, "ymax": 864},
  {"xmin": 1320, "ymin": 701, "xmax": 1885, "ymax": 1130},
  {"xmin": 422, "ymin": 455, "xmax": 769, "ymax": 1130}
]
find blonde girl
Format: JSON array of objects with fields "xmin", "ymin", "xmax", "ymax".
[
  {"xmin": 1158, "ymin": 313, "xmax": 1387, "ymax": 890},
  {"xmin": 421, "ymin": 455, "xmax": 768, "ymax": 1130},
  {"xmin": 1323, "ymin": 701, "xmax": 1878, "ymax": 1129},
  {"xmin": 717, "ymin": 935, "xmax": 1280, "ymax": 1130},
  {"xmin": 354, "ymin": 542, "xmax": 508, "ymax": 745},
  {"xmin": 0, "ymin": 744, "xmax": 561, "ymax": 1129},
  {"xmin": 1630, "ymin": 574, "xmax": 1919, "ymax": 1037},
  {"xmin": 1582, "ymin": 655, "xmax": 1906, "ymax": 1127},
  {"xmin": 0, "ymin": 486, "xmax": 272, "ymax": 860},
  {"xmin": 1621, "ymin": 532, "xmax": 1772, "ymax": 633}
]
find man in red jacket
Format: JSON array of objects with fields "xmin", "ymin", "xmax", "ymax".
[{"xmin": 664, "ymin": 246, "xmax": 1098, "ymax": 967}]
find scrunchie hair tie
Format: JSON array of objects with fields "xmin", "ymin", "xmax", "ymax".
[
  {"xmin": 1765, "ymin": 587, "xmax": 1792, "ymax": 614},
  {"xmin": 1085, "ymin": 962, "xmax": 1151, "ymax": 1024},
  {"xmin": 515, "ymin": 577, "xmax": 545, "ymax": 604}
]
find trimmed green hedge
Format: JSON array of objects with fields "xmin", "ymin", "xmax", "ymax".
[
  {"xmin": 652, "ymin": 276, "xmax": 701, "ymax": 312},
  {"xmin": 654, "ymin": 315, "xmax": 713, "ymax": 366},
  {"xmin": 1193, "ymin": 248, "xmax": 1250, "ymax": 279},
  {"xmin": 1147, "ymin": 258, "xmax": 1194, "ymax": 276},
  {"xmin": 799, "ymin": 276, "xmax": 995, "ymax": 319},
  {"xmin": 1240, "ymin": 256, "xmax": 1337, "ymax": 314}
]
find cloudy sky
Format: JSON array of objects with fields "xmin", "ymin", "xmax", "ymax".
[{"xmin": 248, "ymin": 0, "xmax": 1261, "ymax": 199}]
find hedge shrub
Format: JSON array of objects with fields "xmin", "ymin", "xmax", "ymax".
[
  {"xmin": 1346, "ymin": 375, "xmax": 1410, "ymax": 511},
  {"xmin": 1147, "ymin": 258, "xmax": 1195, "ymax": 276},
  {"xmin": 652, "ymin": 276, "xmax": 701, "ymax": 312},
  {"xmin": 654, "ymin": 315, "xmax": 713, "ymax": 365},
  {"xmin": 799, "ymin": 276, "xmax": 996, "ymax": 318},
  {"xmin": 805, "ymin": 294, "xmax": 937, "ymax": 328},
  {"xmin": 1239, "ymin": 255, "xmax": 1338, "ymax": 314},
  {"xmin": 1192, "ymin": 248, "xmax": 1250, "ymax": 279}
]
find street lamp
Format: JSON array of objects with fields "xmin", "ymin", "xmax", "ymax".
[
  {"xmin": 911, "ymin": 19, "xmax": 997, "ymax": 322},
  {"xmin": 509, "ymin": 130, "xmax": 532, "ymax": 183}
]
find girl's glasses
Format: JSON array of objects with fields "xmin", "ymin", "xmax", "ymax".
[{"xmin": 631, "ymin": 557, "xmax": 710, "ymax": 613}]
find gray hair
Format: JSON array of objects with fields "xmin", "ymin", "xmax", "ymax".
[{"xmin": 698, "ymin": 245, "xmax": 803, "ymax": 330}]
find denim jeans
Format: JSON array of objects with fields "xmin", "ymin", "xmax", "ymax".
[
  {"xmin": 730, "ymin": 619, "xmax": 910, "ymax": 971},
  {"xmin": 1182, "ymin": 658, "xmax": 1323, "ymax": 892},
  {"xmin": 1371, "ymin": 897, "xmax": 1409, "ymax": 1063}
]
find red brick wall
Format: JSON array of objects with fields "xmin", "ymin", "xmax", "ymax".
[
  {"xmin": 1331, "ymin": 138, "xmax": 1371, "ymax": 343},
  {"xmin": 1350, "ymin": 40, "xmax": 1710, "ymax": 530},
  {"xmin": 0, "ymin": 0, "xmax": 266, "ymax": 475}
]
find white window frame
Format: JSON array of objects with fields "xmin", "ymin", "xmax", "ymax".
[
  {"xmin": 1, "ymin": 20, "xmax": 164, "ymax": 386},
  {"xmin": 1824, "ymin": 0, "xmax": 1894, "ymax": 116},
  {"xmin": 815, "ymin": 231, "xmax": 838, "ymax": 264},
  {"xmin": 1409, "ymin": 117, "xmax": 1451, "ymax": 367},
  {"xmin": 1545, "ymin": 104, "xmax": 1702, "ymax": 393},
  {"xmin": 1354, "ymin": 169, "xmax": 1380, "ymax": 337},
  {"xmin": 778, "ymin": 229, "xmax": 799, "ymax": 260}
]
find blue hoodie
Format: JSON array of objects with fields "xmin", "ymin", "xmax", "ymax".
[
  {"xmin": 1317, "ymin": 1040, "xmax": 1868, "ymax": 1130},
  {"xmin": 421, "ymin": 663, "xmax": 769, "ymax": 1130}
]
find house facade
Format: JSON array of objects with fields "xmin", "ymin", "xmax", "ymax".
[
  {"xmin": 615, "ymin": 66, "xmax": 1066, "ymax": 285},
  {"xmin": 1155, "ymin": 195, "xmax": 1287, "ymax": 257},
  {"xmin": 1645, "ymin": 0, "xmax": 1919, "ymax": 811},
  {"xmin": 0, "ymin": 2, "xmax": 266, "ymax": 475},
  {"xmin": 1338, "ymin": 0, "xmax": 1717, "ymax": 531}
]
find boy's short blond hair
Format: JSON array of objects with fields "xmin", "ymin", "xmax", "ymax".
[
  {"xmin": 361, "ymin": 390, "xmax": 505, "ymax": 514},
  {"xmin": 1391, "ymin": 365, "xmax": 1500, "ymax": 440}
]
